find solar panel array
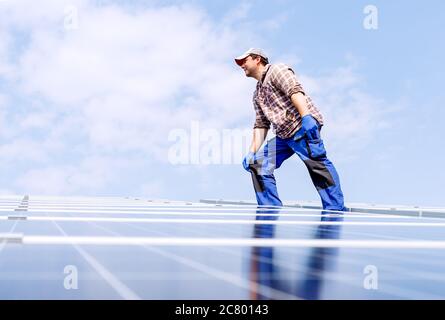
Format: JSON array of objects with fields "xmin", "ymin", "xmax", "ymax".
[{"xmin": 1, "ymin": 195, "xmax": 445, "ymax": 299}]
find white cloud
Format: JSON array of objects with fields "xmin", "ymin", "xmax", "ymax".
[
  {"xmin": 0, "ymin": 138, "xmax": 51, "ymax": 164},
  {"xmin": 0, "ymin": 0, "xmax": 258, "ymax": 195},
  {"xmin": 221, "ymin": 1, "xmax": 252, "ymax": 25},
  {"xmin": 0, "ymin": 94, "xmax": 7, "ymax": 135},
  {"xmin": 262, "ymin": 13, "xmax": 288, "ymax": 32},
  {"xmin": 0, "ymin": 31, "xmax": 13, "ymax": 77},
  {"xmin": 12, "ymin": 1, "xmax": 253, "ymax": 147},
  {"xmin": 0, "ymin": 0, "xmax": 394, "ymax": 196},
  {"xmin": 299, "ymin": 64, "xmax": 398, "ymax": 162},
  {"xmin": 14, "ymin": 155, "xmax": 130, "ymax": 195},
  {"xmin": 18, "ymin": 112, "xmax": 57, "ymax": 130}
]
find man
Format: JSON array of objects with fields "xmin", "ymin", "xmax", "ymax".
[{"xmin": 235, "ymin": 48, "xmax": 345, "ymax": 211}]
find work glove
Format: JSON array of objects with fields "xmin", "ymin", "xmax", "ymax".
[
  {"xmin": 301, "ymin": 114, "xmax": 320, "ymax": 140},
  {"xmin": 242, "ymin": 151, "xmax": 255, "ymax": 172}
]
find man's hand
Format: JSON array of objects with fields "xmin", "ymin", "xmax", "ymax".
[
  {"xmin": 301, "ymin": 114, "xmax": 320, "ymax": 140},
  {"xmin": 242, "ymin": 152, "xmax": 255, "ymax": 172}
]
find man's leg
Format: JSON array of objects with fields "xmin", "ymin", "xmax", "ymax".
[
  {"xmin": 287, "ymin": 129, "xmax": 346, "ymax": 211},
  {"xmin": 250, "ymin": 137, "xmax": 294, "ymax": 207}
]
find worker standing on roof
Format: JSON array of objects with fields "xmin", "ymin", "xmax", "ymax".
[{"xmin": 235, "ymin": 48, "xmax": 345, "ymax": 212}]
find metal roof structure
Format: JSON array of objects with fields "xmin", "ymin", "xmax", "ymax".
[{"xmin": 1, "ymin": 195, "xmax": 445, "ymax": 299}]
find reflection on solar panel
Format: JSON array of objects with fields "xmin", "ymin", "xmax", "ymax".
[{"xmin": 1, "ymin": 195, "xmax": 445, "ymax": 299}]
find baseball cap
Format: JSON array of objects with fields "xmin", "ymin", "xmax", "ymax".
[{"xmin": 234, "ymin": 48, "xmax": 269, "ymax": 66}]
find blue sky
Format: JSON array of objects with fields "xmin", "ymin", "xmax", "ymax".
[{"xmin": 0, "ymin": 0, "xmax": 444, "ymax": 207}]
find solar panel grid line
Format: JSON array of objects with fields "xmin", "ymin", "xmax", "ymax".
[
  {"xmin": 0, "ymin": 208, "xmax": 395, "ymax": 218},
  {"xmin": 183, "ymin": 224, "xmax": 445, "ymax": 299},
  {"xmin": 4, "ymin": 196, "xmax": 444, "ymax": 219},
  {"xmin": 27, "ymin": 197, "xmax": 201, "ymax": 203},
  {"xmin": 269, "ymin": 247, "xmax": 445, "ymax": 283},
  {"xmin": 352, "ymin": 205, "xmax": 443, "ymax": 212},
  {"xmin": 50, "ymin": 219, "xmax": 142, "ymax": 300},
  {"xmin": 1, "ymin": 225, "xmax": 436, "ymax": 290},
  {"xmin": 247, "ymin": 255, "xmax": 445, "ymax": 300},
  {"xmin": 144, "ymin": 208, "xmax": 445, "ymax": 267},
  {"xmin": 0, "ymin": 204, "xmax": 21, "ymax": 207},
  {"xmin": 0, "ymin": 208, "xmax": 348, "ymax": 218},
  {"xmin": 2, "ymin": 208, "xmax": 436, "ymax": 221},
  {"xmin": 10, "ymin": 217, "xmax": 438, "ymax": 239},
  {"xmin": 200, "ymin": 199, "xmax": 445, "ymax": 218},
  {"xmin": 118, "ymin": 213, "xmax": 445, "ymax": 299},
  {"xmin": 11, "ymin": 200, "xmax": 320, "ymax": 212},
  {"xmin": 3, "ymin": 196, "xmax": 445, "ymax": 299},
  {"xmin": 37, "ymin": 210, "xmax": 438, "ymax": 220},
  {"xmin": 20, "ymin": 206, "xmax": 298, "ymax": 211},
  {"xmin": 6, "ymin": 202, "xmax": 444, "ymax": 235},
  {"xmin": 58, "ymin": 212, "xmax": 312, "ymax": 299},
  {"xmin": 164, "ymin": 226, "xmax": 444, "ymax": 266},
  {"xmin": 19, "ymin": 203, "xmax": 214, "ymax": 209},
  {"xmin": 21, "ymin": 206, "xmax": 295, "ymax": 211},
  {"xmin": 126, "ymin": 218, "xmax": 439, "ymax": 282},
  {"xmin": 11, "ymin": 216, "xmax": 445, "ymax": 227},
  {"xmin": 264, "ymin": 242, "xmax": 445, "ymax": 283},
  {"xmin": 210, "ymin": 198, "xmax": 445, "ymax": 211},
  {"xmin": 0, "ymin": 198, "xmax": 22, "ymax": 201},
  {"xmin": 167, "ymin": 214, "xmax": 443, "ymax": 272},
  {"xmin": 49, "ymin": 205, "xmax": 443, "ymax": 220},
  {"xmin": 23, "ymin": 199, "xmax": 198, "ymax": 205},
  {"xmin": 5, "ymin": 215, "xmax": 441, "ymax": 228},
  {"xmin": 27, "ymin": 215, "xmax": 445, "ymax": 229},
  {"xmin": 6, "ymin": 209, "xmax": 444, "ymax": 241},
  {"xmin": 69, "ymin": 206, "xmax": 444, "ymax": 249},
  {"xmin": 145, "ymin": 246, "xmax": 301, "ymax": 300},
  {"xmin": 0, "ymin": 211, "xmax": 416, "ymax": 224},
  {"xmin": 0, "ymin": 271, "xmax": 231, "ymax": 281},
  {"xmin": 326, "ymin": 206, "xmax": 445, "ymax": 218},
  {"xmin": 7, "ymin": 216, "xmax": 27, "ymax": 221},
  {"xmin": 7, "ymin": 215, "xmax": 445, "ymax": 226},
  {"xmin": 157, "ymin": 216, "xmax": 445, "ymax": 259},
  {"xmin": 187, "ymin": 216, "xmax": 445, "ymax": 266},
  {"xmin": 87, "ymin": 220, "xmax": 302, "ymax": 300},
  {"xmin": 80, "ymin": 218, "xmax": 268, "ymax": 298},
  {"xmin": 123, "ymin": 220, "xmax": 348, "ymax": 299},
  {"xmin": 14, "ymin": 236, "xmax": 445, "ymax": 249},
  {"xmin": 0, "ymin": 221, "xmax": 20, "ymax": 251},
  {"xmin": 275, "ymin": 223, "xmax": 445, "ymax": 251}
]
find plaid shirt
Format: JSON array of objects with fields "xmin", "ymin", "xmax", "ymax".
[{"xmin": 253, "ymin": 63, "xmax": 324, "ymax": 139}]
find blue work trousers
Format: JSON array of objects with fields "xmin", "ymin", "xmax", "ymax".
[{"xmin": 249, "ymin": 127, "xmax": 345, "ymax": 211}]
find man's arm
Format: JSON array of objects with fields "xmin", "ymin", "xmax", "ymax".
[
  {"xmin": 249, "ymin": 128, "xmax": 268, "ymax": 153},
  {"xmin": 290, "ymin": 92, "xmax": 310, "ymax": 118},
  {"xmin": 269, "ymin": 64, "xmax": 311, "ymax": 117},
  {"xmin": 291, "ymin": 92, "xmax": 319, "ymax": 140}
]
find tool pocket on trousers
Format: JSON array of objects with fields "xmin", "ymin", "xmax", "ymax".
[{"xmin": 306, "ymin": 138, "xmax": 327, "ymax": 159}]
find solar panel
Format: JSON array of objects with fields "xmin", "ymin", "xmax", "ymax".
[{"xmin": 1, "ymin": 195, "xmax": 445, "ymax": 300}]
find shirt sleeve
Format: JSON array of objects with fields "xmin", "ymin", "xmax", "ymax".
[
  {"xmin": 253, "ymin": 100, "xmax": 271, "ymax": 129},
  {"xmin": 269, "ymin": 64, "xmax": 306, "ymax": 98}
]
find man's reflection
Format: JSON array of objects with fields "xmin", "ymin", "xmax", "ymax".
[
  {"xmin": 296, "ymin": 214, "xmax": 343, "ymax": 299},
  {"xmin": 249, "ymin": 207, "xmax": 279, "ymax": 300},
  {"xmin": 249, "ymin": 210, "xmax": 343, "ymax": 300}
]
